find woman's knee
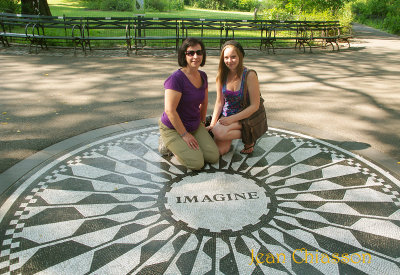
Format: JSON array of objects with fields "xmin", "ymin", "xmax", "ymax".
[
  {"xmin": 212, "ymin": 125, "xmax": 226, "ymax": 140},
  {"xmin": 175, "ymin": 151, "xmax": 205, "ymax": 170},
  {"xmin": 219, "ymin": 144, "xmax": 231, "ymax": 155},
  {"xmin": 185, "ymin": 157, "xmax": 205, "ymax": 170},
  {"xmin": 205, "ymin": 149, "xmax": 220, "ymax": 164}
]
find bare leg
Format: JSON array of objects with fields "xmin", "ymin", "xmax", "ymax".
[{"xmin": 212, "ymin": 121, "xmax": 242, "ymax": 155}]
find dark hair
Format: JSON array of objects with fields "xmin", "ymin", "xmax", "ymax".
[{"xmin": 178, "ymin": 37, "xmax": 206, "ymax": 67}]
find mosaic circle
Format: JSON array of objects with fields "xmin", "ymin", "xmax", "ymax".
[{"xmin": 0, "ymin": 125, "xmax": 399, "ymax": 275}]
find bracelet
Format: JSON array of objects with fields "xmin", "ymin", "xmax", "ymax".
[{"xmin": 180, "ymin": 131, "xmax": 187, "ymax": 137}]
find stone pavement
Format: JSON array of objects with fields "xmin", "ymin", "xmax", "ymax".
[{"xmin": 0, "ymin": 24, "xmax": 399, "ymax": 274}]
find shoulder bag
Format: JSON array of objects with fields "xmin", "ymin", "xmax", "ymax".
[{"xmin": 240, "ymin": 69, "xmax": 268, "ymax": 144}]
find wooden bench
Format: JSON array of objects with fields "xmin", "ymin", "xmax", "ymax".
[
  {"xmin": 180, "ymin": 18, "xmax": 226, "ymax": 49},
  {"xmin": 266, "ymin": 21, "xmax": 312, "ymax": 53},
  {"xmin": 1, "ymin": 13, "xmax": 351, "ymax": 54},
  {"xmin": 338, "ymin": 25, "xmax": 353, "ymax": 47},
  {"xmin": 81, "ymin": 17, "xmax": 134, "ymax": 55},
  {"xmin": 0, "ymin": 13, "xmax": 84, "ymax": 54},
  {"xmin": 134, "ymin": 17, "xmax": 180, "ymax": 54},
  {"xmin": 28, "ymin": 16, "xmax": 84, "ymax": 54},
  {"xmin": 304, "ymin": 21, "xmax": 340, "ymax": 51},
  {"xmin": 223, "ymin": 19, "xmax": 270, "ymax": 51},
  {"xmin": 0, "ymin": 13, "xmax": 35, "ymax": 47}
]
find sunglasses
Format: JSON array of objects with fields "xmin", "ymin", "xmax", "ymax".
[{"xmin": 185, "ymin": 50, "xmax": 203, "ymax": 56}]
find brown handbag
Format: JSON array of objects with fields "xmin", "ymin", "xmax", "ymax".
[{"xmin": 240, "ymin": 69, "xmax": 268, "ymax": 144}]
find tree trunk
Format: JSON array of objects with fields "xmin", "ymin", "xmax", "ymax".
[{"xmin": 21, "ymin": 0, "xmax": 52, "ymax": 16}]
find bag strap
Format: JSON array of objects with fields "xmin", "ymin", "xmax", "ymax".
[{"xmin": 241, "ymin": 69, "xmax": 258, "ymax": 109}]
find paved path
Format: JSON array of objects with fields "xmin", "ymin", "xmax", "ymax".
[{"xmin": 0, "ymin": 24, "xmax": 399, "ymax": 274}]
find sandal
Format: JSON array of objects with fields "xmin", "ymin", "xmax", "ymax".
[{"xmin": 240, "ymin": 143, "xmax": 255, "ymax": 154}]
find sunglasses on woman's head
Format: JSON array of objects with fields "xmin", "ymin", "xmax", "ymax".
[{"xmin": 185, "ymin": 50, "xmax": 203, "ymax": 56}]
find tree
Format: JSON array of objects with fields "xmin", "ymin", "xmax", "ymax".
[
  {"xmin": 21, "ymin": 0, "xmax": 52, "ymax": 15},
  {"xmin": 269, "ymin": 0, "xmax": 349, "ymax": 14}
]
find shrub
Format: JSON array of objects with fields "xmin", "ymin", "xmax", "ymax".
[
  {"xmin": 262, "ymin": 7, "xmax": 295, "ymax": 20},
  {"xmin": 0, "ymin": 0, "xmax": 19, "ymax": 13},
  {"xmin": 351, "ymin": 0, "xmax": 400, "ymax": 34},
  {"xmin": 146, "ymin": 0, "xmax": 183, "ymax": 11},
  {"xmin": 116, "ymin": 0, "xmax": 133, "ymax": 11},
  {"xmin": 238, "ymin": 0, "xmax": 259, "ymax": 12}
]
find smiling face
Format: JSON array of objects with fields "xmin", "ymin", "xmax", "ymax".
[
  {"xmin": 185, "ymin": 44, "xmax": 203, "ymax": 70},
  {"xmin": 223, "ymin": 46, "xmax": 240, "ymax": 72}
]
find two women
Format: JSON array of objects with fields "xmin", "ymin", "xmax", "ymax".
[{"xmin": 159, "ymin": 38, "xmax": 262, "ymax": 169}]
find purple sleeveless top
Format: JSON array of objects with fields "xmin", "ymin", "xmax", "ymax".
[
  {"xmin": 161, "ymin": 69, "xmax": 208, "ymax": 132},
  {"xmin": 222, "ymin": 68, "xmax": 247, "ymax": 117}
]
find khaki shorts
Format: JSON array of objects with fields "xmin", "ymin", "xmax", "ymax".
[{"xmin": 159, "ymin": 120, "xmax": 219, "ymax": 170}]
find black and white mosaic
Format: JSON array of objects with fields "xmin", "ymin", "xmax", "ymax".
[{"xmin": 0, "ymin": 126, "xmax": 399, "ymax": 274}]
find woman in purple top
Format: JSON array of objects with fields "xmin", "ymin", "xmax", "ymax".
[
  {"xmin": 158, "ymin": 38, "xmax": 219, "ymax": 170},
  {"xmin": 207, "ymin": 40, "xmax": 261, "ymax": 155}
]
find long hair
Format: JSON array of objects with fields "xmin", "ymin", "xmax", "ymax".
[
  {"xmin": 178, "ymin": 37, "xmax": 206, "ymax": 67},
  {"xmin": 216, "ymin": 41, "xmax": 244, "ymax": 87}
]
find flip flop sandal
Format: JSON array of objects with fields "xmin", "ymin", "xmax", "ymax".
[{"xmin": 240, "ymin": 144, "xmax": 254, "ymax": 154}]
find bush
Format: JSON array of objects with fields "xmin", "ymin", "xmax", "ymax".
[
  {"xmin": 351, "ymin": 0, "xmax": 400, "ymax": 34},
  {"xmin": 238, "ymin": 0, "xmax": 259, "ymax": 12},
  {"xmin": 146, "ymin": 0, "xmax": 184, "ymax": 11},
  {"xmin": 262, "ymin": 7, "xmax": 295, "ymax": 20},
  {"xmin": 0, "ymin": 0, "xmax": 19, "ymax": 13},
  {"xmin": 116, "ymin": 0, "xmax": 133, "ymax": 11},
  {"xmin": 146, "ymin": 0, "xmax": 168, "ymax": 11}
]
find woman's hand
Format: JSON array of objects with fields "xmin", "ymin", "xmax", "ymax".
[
  {"xmin": 206, "ymin": 123, "xmax": 216, "ymax": 131},
  {"xmin": 182, "ymin": 132, "xmax": 199, "ymax": 150},
  {"xmin": 218, "ymin": 116, "xmax": 235, "ymax": 126}
]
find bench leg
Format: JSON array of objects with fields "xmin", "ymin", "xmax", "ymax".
[
  {"xmin": 1, "ymin": 37, "xmax": 10, "ymax": 47},
  {"xmin": 126, "ymin": 40, "xmax": 131, "ymax": 56},
  {"xmin": 268, "ymin": 42, "xmax": 275, "ymax": 54}
]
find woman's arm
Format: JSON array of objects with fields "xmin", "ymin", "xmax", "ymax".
[
  {"xmin": 218, "ymin": 71, "xmax": 260, "ymax": 125},
  {"xmin": 208, "ymin": 83, "xmax": 224, "ymax": 129},
  {"xmin": 165, "ymin": 89, "xmax": 199, "ymax": 150},
  {"xmin": 199, "ymin": 87, "xmax": 208, "ymax": 124}
]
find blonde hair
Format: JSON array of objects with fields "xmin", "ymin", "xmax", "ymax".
[{"xmin": 216, "ymin": 44, "xmax": 244, "ymax": 87}]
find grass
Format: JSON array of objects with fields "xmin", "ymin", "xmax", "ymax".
[{"xmin": 48, "ymin": 0, "xmax": 253, "ymax": 20}]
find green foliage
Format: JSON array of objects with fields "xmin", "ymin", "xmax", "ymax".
[
  {"xmin": 81, "ymin": 0, "xmax": 184, "ymax": 12},
  {"xmin": 146, "ymin": 0, "xmax": 168, "ymax": 11},
  {"xmin": 0, "ymin": 0, "xmax": 19, "ymax": 13},
  {"xmin": 351, "ymin": 0, "xmax": 400, "ymax": 34},
  {"xmin": 99, "ymin": 0, "xmax": 132, "ymax": 11},
  {"xmin": 188, "ymin": 0, "xmax": 258, "ymax": 11},
  {"xmin": 238, "ymin": 0, "xmax": 259, "ymax": 12},
  {"xmin": 190, "ymin": 0, "xmax": 225, "ymax": 10},
  {"xmin": 262, "ymin": 7, "xmax": 296, "ymax": 20},
  {"xmin": 146, "ymin": 0, "xmax": 184, "ymax": 11}
]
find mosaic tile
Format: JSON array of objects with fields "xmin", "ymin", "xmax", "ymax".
[{"xmin": 0, "ymin": 125, "xmax": 399, "ymax": 274}]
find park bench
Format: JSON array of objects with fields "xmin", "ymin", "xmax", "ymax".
[
  {"xmin": 1, "ymin": 13, "xmax": 351, "ymax": 54},
  {"xmin": 81, "ymin": 17, "xmax": 134, "ymax": 55},
  {"xmin": 133, "ymin": 17, "xmax": 180, "ymax": 54},
  {"xmin": 27, "ymin": 16, "xmax": 84, "ymax": 54},
  {"xmin": 304, "ymin": 21, "xmax": 340, "ymax": 51},
  {"xmin": 181, "ymin": 18, "xmax": 226, "ymax": 49},
  {"xmin": 223, "ymin": 19, "xmax": 271, "ymax": 51},
  {"xmin": 0, "ymin": 13, "xmax": 84, "ymax": 54},
  {"xmin": 338, "ymin": 25, "xmax": 353, "ymax": 47},
  {"xmin": 266, "ymin": 20, "xmax": 312, "ymax": 53},
  {"xmin": 0, "ymin": 13, "xmax": 34, "ymax": 47}
]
